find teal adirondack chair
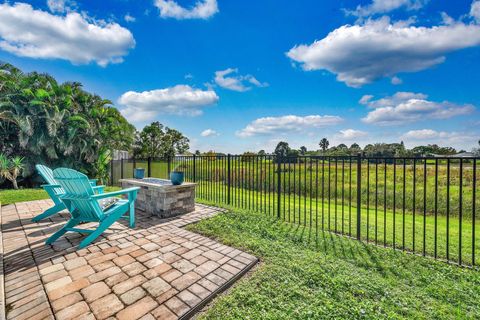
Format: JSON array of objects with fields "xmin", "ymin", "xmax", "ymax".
[
  {"xmin": 46, "ymin": 168, "xmax": 140, "ymax": 249},
  {"xmin": 33, "ymin": 165, "xmax": 104, "ymax": 222}
]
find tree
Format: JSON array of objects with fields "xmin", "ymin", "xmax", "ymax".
[
  {"xmin": 137, "ymin": 122, "xmax": 190, "ymax": 159},
  {"xmin": 241, "ymin": 151, "xmax": 256, "ymax": 162},
  {"xmin": 258, "ymin": 150, "xmax": 266, "ymax": 156},
  {"xmin": 319, "ymin": 138, "xmax": 329, "ymax": 153},
  {"xmin": 195, "ymin": 150, "xmax": 201, "ymax": 156},
  {"xmin": 162, "ymin": 127, "xmax": 190, "ymax": 158},
  {"xmin": 349, "ymin": 143, "xmax": 362, "ymax": 154},
  {"xmin": 274, "ymin": 141, "xmax": 291, "ymax": 158},
  {"xmin": 327, "ymin": 143, "xmax": 349, "ymax": 156},
  {"xmin": 138, "ymin": 122, "xmax": 165, "ymax": 158},
  {"xmin": 274, "ymin": 142, "xmax": 300, "ymax": 163},
  {"xmin": 299, "ymin": 146, "xmax": 307, "ymax": 155},
  {"xmin": 411, "ymin": 144, "xmax": 457, "ymax": 157}
]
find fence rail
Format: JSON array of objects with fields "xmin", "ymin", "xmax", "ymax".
[{"xmin": 110, "ymin": 154, "xmax": 479, "ymax": 267}]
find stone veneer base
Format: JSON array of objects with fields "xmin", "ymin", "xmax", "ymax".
[{"xmin": 119, "ymin": 178, "xmax": 196, "ymax": 218}]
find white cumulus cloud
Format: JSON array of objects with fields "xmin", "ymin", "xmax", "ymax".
[
  {"xmin": 155, "ymin": 0, "xmax": 218, "ymax": 20},
  {"xmin": 286, "ymin": 16, "xmax": 480, "ymax": 87},
  {"xmin": 201, "ymin": 129, "xmax": 219, "ymax": 137},
  {"xmin": 400, "ymin": 129, "xmax": 478, "ymax": 150},
  {"xmin": 346, "ymin": 0, "xmax": 427, "ymax": 18},
  {"xmin": 401, "ymin": 129, "xmax": 479, "ymax": 147},
  {"xmin": 124, "ymin": 14, "xmax": 136, "ymax": 23},
  {"xmin": 0, "ymin": 3, "xmax": 135, "ymax": 66},
  {"xmin": 336, "ymin": 129, "xmax": 368, "ymax": 139},
  {"xmin": 472, "ymin": 1, "xmax": 480, "ymax": 23},
  {"xmin": 118, "ymin": 85, "xmax": 219, "ymax": 123},
  {"xmin": 237, "ymin": 115, "xmax": 343, "ymax": 137},
  {"xmin": 361, "ymin": 92, "xmax": 475, "ymax": 125},
  {"xmin": 47, "ymin": 0, "xmax": 76, "ymax": 13},
  {"xmin": 214, "ymin": 68, "xmax": 268, "ymax": 92},
  {"xmin": 402, "ymin": 129, "xmax": 448, "ymax": 139}
]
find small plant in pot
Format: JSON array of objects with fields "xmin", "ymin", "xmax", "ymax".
[{"xmin": 170, "ymin": 163, "xmax": 187, "ymax": 185}]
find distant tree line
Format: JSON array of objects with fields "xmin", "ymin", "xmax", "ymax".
[{"xmin": 194, "ymin": 137, "xmax": 470, "ymax": 161}]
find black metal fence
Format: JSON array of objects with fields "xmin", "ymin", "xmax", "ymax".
[{"xmin": 111, "ymin": 154, "xmax": 479, "ymax": 267}]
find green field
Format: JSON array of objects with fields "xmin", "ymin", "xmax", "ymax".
[
  {"xmin": 196, "ymin": 182, "xmax": 480, "ymax": 266},
  {"xmin": 187, "ymin": 205, "xmax": 480, "ymax": 319}
]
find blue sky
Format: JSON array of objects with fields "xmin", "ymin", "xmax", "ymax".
[{"xmin": 1, "ymin": 0, "xmax": 480, "ymax": 153}]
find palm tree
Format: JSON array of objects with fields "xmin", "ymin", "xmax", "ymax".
[{"xmin": 319, "ymin": 138, "xmax": 329, "ymax": 154}]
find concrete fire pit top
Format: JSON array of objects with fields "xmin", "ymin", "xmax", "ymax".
[{"xmin": 119, "ymin": 178, "xmax": 196, "ymax": 190}]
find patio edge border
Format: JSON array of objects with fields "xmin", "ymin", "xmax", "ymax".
[{"xmin": 179, "ymin": 257, "xmax": 259, "ymax": 320}]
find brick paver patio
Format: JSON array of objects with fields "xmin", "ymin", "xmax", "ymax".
[{"xmin": 0, "ymin": 200, "xmax": 257, "ymax": 320}]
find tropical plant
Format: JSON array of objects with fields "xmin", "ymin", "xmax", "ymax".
[
  {"xmin": 0, "ymin": 63, "xmax": 135, "ymax": 184},
  {"xmin": 94, "ymin": 149, "xmax": 112, "ymax": 185},
  {"xmin": 0, "ymin": 154, "xmax": 24, "ymax": 189}
]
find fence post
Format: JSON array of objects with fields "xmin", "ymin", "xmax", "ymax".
[
  {"xmin": 110, "ymin": 159, "xmax": 114, "ymax": 186},
  {"xmin": 277, "ymin": 157, "xmax": 281, "ymax": 219},
  {"xmin": 356, "ymin": 153, "xmax": 362, "ymax": 239},
  {"xmin": 132, "ymin": 158, "xmax": 136, "ymax": 178},
  {"xmin": 167, "ymin": 157, "xmax": 171, "ymax": 177},
  {"xmin": 193, "ymin": 154, "xmax": 196, "ymax": 183},
  {"xmin": 227, "ymin": 154, "xmax": 231, "ymax": 205},
  {"xmin": 120, "ymin": 158, "xmax": 124, "ymax": 180},
  {"xmin": 147, "ymin": 157, "xmax": 152, "ymax": 177}
]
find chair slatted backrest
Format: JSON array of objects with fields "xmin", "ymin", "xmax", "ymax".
[
  {"xmin": 36, "ymin": 164, "xmax": 64, "ymax": 196},
  {"xmin": 53, "ymin": 168, "xmax": 104, "ymax": 221}
]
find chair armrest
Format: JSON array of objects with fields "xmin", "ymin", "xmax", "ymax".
[
  {"xmin": 89, "ymin": 179, "xmax": 98, "ymax": 186},
  {"xmin": 91, "ymin": 187, "xmax": 140, "ymax": 200},
  {"xmin": 92, "ymin": 185, "xmax": 105, "ymax": 194}
]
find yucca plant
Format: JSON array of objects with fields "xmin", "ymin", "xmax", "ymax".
[{"xmin": 0, "ymin": 153, "xmax": 24, "ymax": 189}]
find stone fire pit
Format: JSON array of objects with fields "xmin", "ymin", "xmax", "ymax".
[{"xmin": 119, "ymin": 178, "xmax": 196, "ymax": 218}]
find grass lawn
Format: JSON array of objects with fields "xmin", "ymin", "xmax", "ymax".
[
  {"xmin": 196, "ymin": 183, "xmax": 480, "ymax": 265},
  {"xmin": 0, "ymin": 186, "xmax": 121, "ymax": 205},
  {"xmin": 188, "ymin": 203, "xmax": 480, "ymax": 319}
]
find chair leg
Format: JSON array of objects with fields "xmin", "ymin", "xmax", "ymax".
[
  {"xmin": 129, "ymin": 202, "xmax": 135, "ymax": 228},
  {"xmin": 32, "ymin": 203, "xmax": 67, "ymax": 222},
  {"xmin": 46, "ymin": 219, "xmax": 79, "ymax": 245},
  {"xmin": 79, "ymin": 209, "xmax": 125, "ymax": 249}
]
